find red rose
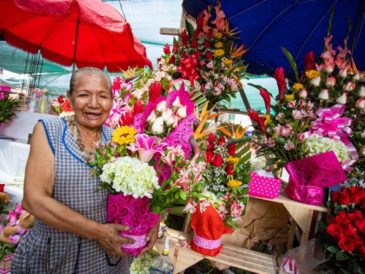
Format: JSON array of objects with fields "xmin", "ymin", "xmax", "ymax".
[
  {"xmin": 218, "ymin": 136, "xmax": 226, "ymax": 145},
  {"xmin": 205, "ymin": 51, "xmax": 213, "ymax": 60},
  {"xmin": 347, "ymin": 210, "xmax": 363, "ymax": 222},
  {"xmin": 204, "ymin": 40, "xmax": 210, "ymax": 48},
  {"xmin": 212, "ymin": 154, "xmax": 223, "ymax": 167},
  {"xmin": 343, "ymin": 224, "xmax": 357, "ymax": 237},
  {"xmin": 226, "ymin": 163, "xmax": 234, "ymax": 175},
  {"xmin": 326, "ymin": 223, "xmax": 343, "ymax": 241},
  {"xmin": 133, "ymin": 100, "xmax": 144, "ymax": 115},
  {"xmin": 357, "ymin": 244, "xmax": 365, "ymax": 257},
  {"xmin": 334, "ymin": 211, "xmax": 351, "ymax": 226},
  {"xmin": 331, "ymin": 191, "xmax": 339, "ymax": 203},
  {"xmin": 163, "ymin": 43, "xmax": 171, "ymax": 55},
  {"xmin": 208, "ymin": 133, "xmax": 215, "ymax": 144},
  {"xmin": 338, "ymin": 235, "xmax": 356, "ymax": 252},
  {"xmin": 149, "ymin": 82, "xmax": 162, "ymax": 103},
  {"xmin": 338, "ymin": 189, "xmax": 350, "ymax": 205},
  {"xmin": 205, "ymin": 151, "xmax": 214, "ymax": 164},
  {"xmin": 57, "ymin": 95, "xmax": 65, "ymax": 104},
  {"xmin": 354, "ymin": 219, "xmax": 365, "ymax": 236},
  {"xmin": 227, "ymin": 143, "xmax": 236, "ymax": 156},
  {"xmin": 207, "ymin": 143, "xmax": 214, "ymax": 151}
]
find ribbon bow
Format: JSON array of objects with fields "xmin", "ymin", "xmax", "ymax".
[{"xmin": 310, "ymin": 104, "xmax": 358, "ymax": 170}]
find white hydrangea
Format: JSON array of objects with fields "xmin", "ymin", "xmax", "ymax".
[
  {"xmin": 303, "ymin": 134, "xmax": 350, "ymax": 164},
  {"xmin": 100, "ymin": 156, "xmax": 159, "ymax": 198}
]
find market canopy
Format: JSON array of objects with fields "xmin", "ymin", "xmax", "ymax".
[{"xmin": 182, "ymin": 0, "xmax": 365, "ymax": 75}]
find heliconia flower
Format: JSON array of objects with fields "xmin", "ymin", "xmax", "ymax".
[
  {"xmin": 248, "ymin": 109, "xmax": 266, "ymax": 134},
  {"xmin": 310, "ymin": 76, "xmax": 321, "ymax": 87},
  {"xmin": 355, "ymin": 98, "xmax": 365, "ymax": 109},
  {"xmin": 149, "ymin": 82, "xmax": 162, "ymax": 103},
  {"xmin": 259, "ymin": 88, "xmax": 271, "ymax": 113},
  {"xmin": 343, "ymin": 81, "xmax": 355, "ymax": 91},
  {"xmin": 336, "ymin": 93, "xmax": 348, "ymax": 104},
  {"xmin": 318, "ymin": 89, "xmax": 329, "ymax": 100},
  {"xmin": 128, "ymin": 134, "xmax": 166, "ymax": 163},
  {"xmin": 212, "ymin": 154, "xmax": 223, "ymax": 167},
  {"xmin": 205, "ymin": 150, "xmax": 214, "ymax": 163},
  {"xmin": 163, "ymin": 43, "xmax": 171, "ymax": 55},
  {"xmin": 326, "ymin": 76, "xmax": 336, "ymax": 87},
  {"xmin": 304, "ymin": 51, "xmax": 316, "ymax": 72},
  {"xmin": 298, "ymin": 89, "xmax": 308, "ymax": 99},
  {"xmin": 359, "ymin": 86, "xmax": 365, "ymax": 98},
  {"xmin": 133, "ymin": 100, "xmax": 144, "ymax": 115},
  {"xmin": 227, "ymin": 143, "xmax": 236, "ymax": 156},
  {"xmin": 274, "ymin": 67, "xmax": 286, "ymax": 102},
  {"xmin": 183, "ymin": 199, "xmax": 196, "ymax": 214}
]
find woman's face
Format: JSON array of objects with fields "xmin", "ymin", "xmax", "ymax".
[{"xmin": 70, "ymin": 72, "xmax": 112, "ymax": 130}]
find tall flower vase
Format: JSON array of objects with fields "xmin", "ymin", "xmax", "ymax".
[
  {"xmin": 107, "ymin": 193, "xmax": 159, "ymax": 256},
  {"xmin": 190, "ymin": 203, "xmax": 232, "ymax": 256}
]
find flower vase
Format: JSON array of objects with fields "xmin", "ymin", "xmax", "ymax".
[
  {"xmin": 107, "ymin": 193, "xmax": 159, "ymax": 256},
  {"xmin": 190, "ymin": 203, "xmax": 232, "ymax": 256},
  {"xmin": 0, "ymin": 254, "xmax": 13, "ymax": 274}
]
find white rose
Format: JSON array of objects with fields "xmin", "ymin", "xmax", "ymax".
[
  {"xmin": 177, "ymin": 106, "xmax": 187, "ymax": 118},
  {"xmin": 165, "ymin": 116, "xmax": 176, "ymax": 126},
  {"xmin": 336, "ymin": 93, "xmax": 347, "ymax": 104},
  {"xmin": 310, "ymin": 76, "xmax": 321, "ymax": 87},
  {"xmin": 355, "ymin": 98, "xmax": 365, "ymax": 109},
  {"xmin": 172, "ymin": 96, "xmax": 182, "ymax": 108},
  {"xmin": 161, "ymin": 109, "xmax": 173, "ymax": 122},
  {"xmin": 339, "ymin": 69, "xmax": 347, "ymax": 78},
  {"xmin": 147, "ymin": 111, "xmax": 157, "ymax": 123},
  {"xmin": 151, "ymin": 117, "xmax": 164, "ymax": 134},
  {"xmin": 156, "ymin": 100, "xmax": 167, "ymax": 112},
  {"xmin": 343, "ymin": 81, "xmax": 355, "ymax": 91},
  {"xmin": 318, "ymin": 89, "xmax": 329, "ymax": 100},
  {"xmin": 298, "ymin": 89, "xmax": 307, "ymax": 99},
  {"xmin": 353, "ymin": 73, "xmax": 360, "ymax": 80},
  {"xmin": 359, "ymin": 86, "xmax": 365, "ymax": 98},
  {"xmin": 326, "ymin": 77, "xmax": 336, "ymax": 87}
]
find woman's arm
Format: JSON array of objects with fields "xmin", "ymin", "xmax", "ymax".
[{"xmin": 22, "ymin": 122, "xmax": 132, "ymax": 256}]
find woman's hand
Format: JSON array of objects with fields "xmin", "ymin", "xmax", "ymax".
[
  {"xmin": 96, "ymin": 223, "xmax": 134, "ymax": 257},
  {"xmin": 141, "ymin": 221, "xmax": 160, "ymax": 254}
]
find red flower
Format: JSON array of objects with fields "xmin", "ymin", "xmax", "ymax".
[
  {"xmin": 133, "ymin": 100, "xmax": 144, "ymax": 115},
  {"xmin": 57, "ymin": 96, "xmax": 65, "ymax": 104},
  {"xmin": 61, "ymin": 100, "xmax": 72, "ymax": 112},
  {"xmin": 120, "ymin": 111, "xmax": 134, "ymax": 126},
  {"xmin": 338, "ymin": 188, "xmax": 350, "ymax": 205},
  {"xmin": 191, "ymin": 37, "xmax": 198, "ymax": 49},
  {"xmin": 196, "ymin": 13, "xmax": 204, "ymax": 30},
  {"xmin": 326, "ymin": 223, "xmax": 343, "ymax": 241},
  {"xmin": 304, "ymin": 51, "xmax": 316, "ymax": 72},
  {"xmin": 248, "ymin": 109, "xmax": 266, "ymax": 134},
  {"xmin": 208, "ymin": 133, "xmax": 215, "ymax": 143},
  {"xmin": 347, "ymin": 210, "xmax": 363, "ymax": 222},
  {"xmin": 357, "ymin": 244, "xmax": 365, "ymax": 257},
  {"xmin": 343, "ymin": 224, "xmax": 358, "ymax": 237},
  {"xmin": 218, "ymin": 136, "xmax": 226, "ymax": 145},
  {"xmin": 354, "ymin": 219, "xmax": 365, "ymax": 236},
  {"xmin": 273, "ymin": 67, "xmax": 286, "ymax": 103},
  {"xmin": 331, "ymin": 191, "xmax": 339, "ymax": 203},
  {"xmin": 169, "ymin": 55, "xmax": 176, "ymax": 65},
  {"xmin": 205, "ymin": 151, "xmax": 214, "ymax": 164},
  {"xmin": 259, "ymin": 88, "xmax": 271, "ymax": 114},
  {"xmin": 206, "ymin": 51, "xmax": 213, "ymax": 60},
  {"xmin": 227, "ymin": 143, "xmax": 236, "ymax": 156},
  {"xmin": 163, "ymin": 43, "xmax": 171, "ymax": 55},
  {"xmin": 181, "ymin": 30, "xmax": 188, "ymax": 46},
  {"xmin": 204, "ymin": 40, "xmax": 210, "ymax": 48},
  {"xmin": 172, "ymin": 42, "xmax": 178, "ymax": 52},
  {"xmin": 338, "ymin": 235, "xmax": 356, "ymax": 252},
  {"xmin": 334, "ymin": 211, "xmax": 351, "ymax": 226},
  {"xmin": 112, "ymin": 76, "xmax": 121, "ymax": 91},
  {"xmin": 226, "ymin": 163, "xmax": 234, "ymax": 175},
  {"xmin": 149, "ymin": 82, "xmax": 162, "ymax": 103},
  {"xmin": 212, "ymin": 154, "xmax": 223, "ymax": 167}
]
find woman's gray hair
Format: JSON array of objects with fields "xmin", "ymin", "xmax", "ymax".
[{"xmin": 68, "ymin": 67, "xmax": 112, "ymax": 95}]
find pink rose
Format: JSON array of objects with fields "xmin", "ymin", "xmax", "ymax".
[{"xmin": 326, "ymin": 76, "xmax": 336, "ymax": 87}]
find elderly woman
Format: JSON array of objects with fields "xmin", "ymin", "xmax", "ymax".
[{"xmin": 12, "ymin": 68, "xmax": 159, "ymax": 273}]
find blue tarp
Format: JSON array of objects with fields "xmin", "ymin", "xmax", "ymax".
[{"xmin": 182, "ymin": 0, "xmax": 365, "ymax": 76}]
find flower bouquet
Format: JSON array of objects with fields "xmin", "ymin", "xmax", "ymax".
[
  {"xmin": 316, "ymin": 182, "xmax": 365, "ymax": 273},
  {"xmin": 51, "ymin": 95, "xmax": 74, "ymax": 117},
  {"xmin": 0, "ymin": 85, "xmax": 23, "ymax": 126}
]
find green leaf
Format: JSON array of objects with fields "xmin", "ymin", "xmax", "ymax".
[
  {"xmin": 185, "ymin": 20, "xmax": 195, "ymax": 37},
  {"xmin": 281, "ymin": 47, "xmax": 299, "ymax": 82},
  {"xmin": 336, "ymin": 251, "xmax": 350, "ymax": 261},
  {"xmin": 179, "ymin": 192, "xmax": 187, "ymax": 201},
  {"xmin": 327, "ymin": 245, "xmax": 338, "ymax": 254}
]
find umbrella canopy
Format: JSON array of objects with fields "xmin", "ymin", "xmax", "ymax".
[
  {"xmin": 0, "ymin": 0, "xmax": 152, "ymax": 71},
  {"xmin": 182, "ymin": 0, "xmax": 365, "ymax": 75}
]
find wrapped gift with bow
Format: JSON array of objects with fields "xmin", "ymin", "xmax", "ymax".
[{"xmin": 284, "ymin": 151, "xmax": 347, "ymax": 206}]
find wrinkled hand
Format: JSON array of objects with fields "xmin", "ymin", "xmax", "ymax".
[
  {"xmin": 96, "ymin": 223, "xmax": 134, "ymax": 257},
  {"xmin": 141, "ymin": 221, "xmax": 160, "ymax": 254}
]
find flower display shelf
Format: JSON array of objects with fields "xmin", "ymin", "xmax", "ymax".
[
  {"xmin": 249, "ymin": 193, "xmax": 328, "ymax": 248},
  {"xmin": 155, "ymin": 227, "xmax": 277, "ymax": 274}
]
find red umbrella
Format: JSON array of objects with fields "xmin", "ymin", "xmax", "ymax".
[{"xmin": 0, "ymin": 0, "xmax": 152, "ymax": 71}]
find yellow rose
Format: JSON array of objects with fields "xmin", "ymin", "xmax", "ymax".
[
  {"xmin": 227, "ymin": 179, "xmax": 242, "ymax": 188},
  {"xmin": 284, "ymin": 94, "xmax": 295, "ymax": 102},
  {"xmin": 112, "ymin": 126, "xmax": 137, "ymax": 145},
  {"xmin": 305, "ymin": 70, "xmax": 320, "ymax": 79},
  {"xmin": 222, "ymin": 58, "xmax": 232, "ymax": 67},
  {"xmin": 293, "ymin": 83, "xmax": 304, "ymax": 92},
  {"xmin": 214, "ymin": 49, "xmax": 225, "ymax": 57},
  {"xmin": 227, "ymin": 157, "xmax": 239, "ymax": 164},
  {"xmin": 214, "ymin": 32, "xmax": 223, "ymax": 39},
  {"xmin": 214, "ymin": 42, "xmax": 223, "ymax": 48}
]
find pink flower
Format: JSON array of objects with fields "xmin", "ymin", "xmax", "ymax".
[
  {"xmin": 128, "ymin": 134, "xmax": 166, "ymax": 162},
  {"xmin": 284, "ymin": 140, "xmax": 295, "ymax": 150},
  {"xmin": 162, "ymin": 145, "xmax": 185, "ymax": 167},
  {"xmin": 355, "ymin": 98, "xmax": 365, "ymax": 109},
  {"xmin": 326, "ymin": 77, "xmax": 336, "ymax": 87},
  {"xmin": 343, "ymin": 81, "xmax": 355, "ymax": 91},
  {"xmin": 14, "ymin": 204, "xmax": 22, "ymax": 215},
  {"xmin": 183, "ymin": 199, "xmax": 196, "ymax": 214},
  {"xmin": 218, "ymin": 204, "xmax": 227, "ymax": 220},
  {"xmin": 287, "ymin": 100, "xmax": 296, "ymax": 108},
  {"xmin": 230, "ymin": 201, "xmax": 245, "ymax": 218},
  {"xmin": 7, "ymin": 212, "xmax": 17, "ymax": 226},
  {"xmin": 275, "ymin": 125, "xmax": 293, "ymax": 137},
  {"xmin": 292, "ymin": 110, "xmax": 303, "ymax": 120}
]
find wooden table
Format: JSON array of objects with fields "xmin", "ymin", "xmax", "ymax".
[{"xmin": 249, "ymin": 194, "xmax": 328, "ymax": 246}]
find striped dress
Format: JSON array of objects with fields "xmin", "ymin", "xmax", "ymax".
[{"xmin": 12, "ymin": 117, "xmax": 132, "ymax": 274}]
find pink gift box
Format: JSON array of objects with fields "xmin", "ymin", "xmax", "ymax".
[{"xmin": 248, "ymin": 171, "xmax": 281, "ymax": 199}]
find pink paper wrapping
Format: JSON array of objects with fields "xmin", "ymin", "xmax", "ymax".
[
  {"xmin": 248, "ymin": 172, "xmax": 281, "ymax": 199},
  {"xmin": 107, "ymin": 193, "xmax": 159, "ymax": 256},
  {"xmin": 284, "ymin": 151, "xmax": 347, "ymax": 205}
]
